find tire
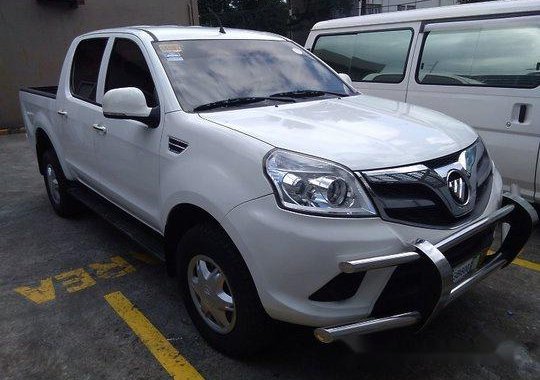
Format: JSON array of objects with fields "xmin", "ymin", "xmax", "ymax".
[
  {"xmin": 177, "ymin": 223, "xmax": 277, "ymax": 358},
  {"xmin": 42, "ymin": 149, "xmax": 82, "ymax": 217}
]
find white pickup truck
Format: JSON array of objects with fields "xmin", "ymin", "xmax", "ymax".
[{"xmin": 19, "ymin": 26, "xmax": 536, "ymax": 358}]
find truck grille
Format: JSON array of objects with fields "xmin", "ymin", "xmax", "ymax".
[{"xmin": 359, "ymin": 140, "xmax": 493, "ymax": 228}]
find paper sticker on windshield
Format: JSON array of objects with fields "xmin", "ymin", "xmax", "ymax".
[
  {"xmin": 159, "ymin": 42, "xmax": 184, "ymax": 61},
  {"xmin": 292, "ymin": 47, "xmax": 303, "ymax": 55},
  {"xmin": 165, "ymin": 52, "xmax": 183, "ymax": 62},
  {"xmin": 159, "ymin": 42, "xmax": 182, "ymax": 53}
]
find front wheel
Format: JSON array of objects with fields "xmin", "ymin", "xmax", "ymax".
[{"xmin": 177, "ymin": 223, "xmax": 276, "ymax": 358}]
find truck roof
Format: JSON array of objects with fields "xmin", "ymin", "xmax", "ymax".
[
  {"xmin": 312, "ymin": 0, "xmax": 540, "ymax": 31},
  {"xmin": 82, "ymin": 25, "xmax": 285, "ymax": 41}
]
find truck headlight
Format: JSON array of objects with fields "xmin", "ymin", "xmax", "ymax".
[{"xmin": 265, "ymin": 149, "xmax": 377, "ymax": 217}]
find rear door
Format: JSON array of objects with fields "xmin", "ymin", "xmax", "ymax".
[
  {"xmin": 406, "ymin": 17, "xmax": 540, "ymax": 201},
  {"xmin": 57, "ymin": 37, "xmax": 108, "ymax": 186},
  {"xmin": 92, "ymin": 35, "xmax": 163, "ymax": 229},
  {"xmin": 310, "ymin": 24, "xmax": 418, "ymax": 101}
]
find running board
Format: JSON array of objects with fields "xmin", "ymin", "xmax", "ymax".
[{"xmin": 68, "ymin": 185, "xmax": 165, "ymax": 261}]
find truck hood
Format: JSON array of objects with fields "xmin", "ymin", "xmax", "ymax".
[{"xmin": 199, "ymin": 95, "xmax": 478, "ymax": 171}]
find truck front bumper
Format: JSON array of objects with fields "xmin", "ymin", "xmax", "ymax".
[{"xmin": 314, "ymin": 193, "xmax": 537, "ymax": 343}]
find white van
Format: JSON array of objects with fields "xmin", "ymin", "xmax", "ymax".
[{"xmin": 306, "ymin": 0, "xmax": 540, "ymax": 202}]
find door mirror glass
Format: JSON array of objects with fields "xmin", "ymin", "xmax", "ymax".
[
  {"xmin": 338, "ymin": 73, "xmax": 353, "ymax": 86},
  {"xmin": 103, "ymin": 87, "xmax": 158, "ymax": 127}
]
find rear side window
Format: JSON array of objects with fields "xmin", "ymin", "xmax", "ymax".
[
  {"xmin": 312, "ymin": 29, "xmax": 413, "ymax": 84},
  {"xmin": 70, "ymin": 38, "xmax": 108, "ymax": 102},
  {"xmin": 418, "ymin": 26, "xmax": 540, "ymax": 88},
  {"xmin": 105, "ymin": 38, "xmax": 158, "ymax": 107}
]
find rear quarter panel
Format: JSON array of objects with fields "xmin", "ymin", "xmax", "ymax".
[{"xmin": 19, "ymin": 91, "xmax": 73, "ymax": 178}]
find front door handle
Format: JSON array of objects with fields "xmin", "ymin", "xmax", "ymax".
[
  {"xmin": 57, "ymin": 110, "xmax": 68, "ymax": 116},
  {"xmin": 92, "ymin": 124, "xmax": 107, "ymax": 134}
]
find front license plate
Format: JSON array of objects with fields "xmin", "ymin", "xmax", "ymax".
[{"xmin": 452, "ymin": 255, "xmax": 480, "ymax": 284}]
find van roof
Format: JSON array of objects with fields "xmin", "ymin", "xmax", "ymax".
[{"xmin": 312, "ymin": 0, "xmax": 540, "ymax": 31}]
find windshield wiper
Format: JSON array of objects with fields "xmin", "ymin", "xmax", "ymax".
[
  {"xmin": 270, "ymin": 89, "xmax": 349, "ymax": 98},
  {"xmin": 193, "ymin": 96, "xmax": 294, "ymax": 112}
]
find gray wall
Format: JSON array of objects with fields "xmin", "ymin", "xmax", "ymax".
[{"xmin": 0, "ymin": 0, "xmax": 198, "ymax": 130}]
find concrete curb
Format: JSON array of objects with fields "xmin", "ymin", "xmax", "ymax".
[{"xmin": 0, "ymin": 127, "xmax": 26, "ymax": 136}]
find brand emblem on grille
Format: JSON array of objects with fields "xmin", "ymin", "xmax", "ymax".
[{"xmin": 447, "ymin": 170, "xmax": 469, "ymax": 205}]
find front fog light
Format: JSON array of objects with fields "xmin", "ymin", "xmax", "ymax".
[{"xmin": 265, "ymin": 149, "xmax": 377, "ymax": 217}]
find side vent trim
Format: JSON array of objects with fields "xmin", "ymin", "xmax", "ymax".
[{"xmin": 168, "ymin": 136, "xmax": 188, "ymax": 154}]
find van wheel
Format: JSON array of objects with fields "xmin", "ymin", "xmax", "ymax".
[
  {"xmin": 42, "ymin": 150, "xmax": 82, "ymax": 217},
  {"xmin": 177, "ymin": 223, "xmax": 276, "ymax": 358}
]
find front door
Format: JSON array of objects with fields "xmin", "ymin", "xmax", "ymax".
[{"xmin": 92, "ymin": 36, "xmax": 163, "ymax": 229}]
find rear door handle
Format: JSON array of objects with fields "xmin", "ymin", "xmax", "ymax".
[
  {"xmin": 92, "ymin": 124, "xmax": 107, "ymax": 134},
  {"xmin": 57, "ymin": 110, "xmax": 68, "ymax": 116}
]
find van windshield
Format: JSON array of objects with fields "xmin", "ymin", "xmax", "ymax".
[{"xmin": 154, "ymin": 39, "xmax": 355, "ymax": 112}]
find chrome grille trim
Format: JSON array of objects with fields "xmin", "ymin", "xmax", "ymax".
[{"xmin": 357, "ymin": 139, "xmax": 493, "ymax": 227}]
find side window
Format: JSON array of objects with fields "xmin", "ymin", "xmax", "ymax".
[
  {"xmin": 350, "ymin": 29, "xmax": 412, "ymax": 83},
  {"xmin": 418, "ymin": 26, "xmax": 540, "ymax": 88},
  {"xmin": 312, "ymin": 34, "xmax": 355, "ymax": 75},
  {"xmin": 71, "ymin": 38, "xmax": 108, "ymax": 102},
  {"xmin": 313, "ymin": 29, "xmax": 413, "ymax": 84},
  {"xmin": 105, "ymin": 38, "xmax": 158, "ymax": 107}
]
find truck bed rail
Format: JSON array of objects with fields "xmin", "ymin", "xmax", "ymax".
[{"xmin": 20, "ymin": 86, "xmax": 58, "ymax": 99}]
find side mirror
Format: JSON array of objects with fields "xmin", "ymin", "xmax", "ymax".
[
  {"xmin": 103, "ymin": 87, "xmax": 159, "ymax": 128},
  {"xmin": 338, "ymin": 73, "xmax": 353, "ymax": 86}
]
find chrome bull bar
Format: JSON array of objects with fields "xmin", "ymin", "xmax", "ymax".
[{"xmin": 314, "ymin": 193, "xmax": 537, "ymax": 344}]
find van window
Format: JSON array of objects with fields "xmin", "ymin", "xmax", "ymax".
[
  {"xmin": 70, "ymin": 38, "xmax": 108, "ymax": 102},
  {"xmin": 312, "ymin": 29, "xmax": 413, "ymax": 84},
  {"xmin": 312, "ymin": 34, "xmax": 355, "ymax": 75},
  {"xmin": 105, "ymin": 38, "xmax": 158, "ymax": 107},
  {"xmin": 418, "ymin": 26, "xmax": 540, "ymax": 88}
]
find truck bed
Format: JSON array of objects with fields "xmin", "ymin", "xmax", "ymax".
[
  {"xmin": 20, "ymin": 86, "xmax": 58, "ymax": 99},
  {"xmin": 19, "ymin": 86, "xmax": 60, "ymax": 147}
]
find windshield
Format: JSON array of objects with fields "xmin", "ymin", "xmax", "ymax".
[{"xmin": 154, "ymin": 39, "xmax": 355, "ymax": 112}]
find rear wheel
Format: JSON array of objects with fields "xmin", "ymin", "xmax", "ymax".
[
  {"xmin": 42, "ymin": 150, "xmax": 82, "ymax": 217},
  {"xmin": 177, "ymin": 223, "xmax": 276, "ymax": 358}
]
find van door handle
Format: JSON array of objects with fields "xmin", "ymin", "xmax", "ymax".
[
  {"xmin": 92, "ymin": 124, "xmax": 107, "ymax": 134},
  {"xmin": 518, "ymin": 104, "xmax": 528, "ymax": 123},
  {"xmin": 510, "ymin": 103, "xmax": 530, "ymax": 126},
  {"xmin": 57, "ymin": 110, "xmax": 68, "ymax": 116}
]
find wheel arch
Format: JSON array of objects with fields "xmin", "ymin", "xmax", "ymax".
[
  {"xmin": 164, "ymin": 203, "xmax": 228, "ymax": 276},
  {"xmin": 35, "ymin": 128, "xmax": 55, "ymax": 175}
]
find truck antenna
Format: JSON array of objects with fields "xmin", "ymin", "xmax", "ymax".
[{"xmin": 207, "ymin": 8, "xmax": 226, "ymax": 34}]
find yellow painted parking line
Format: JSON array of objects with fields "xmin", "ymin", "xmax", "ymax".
[
  {"xmin": 486, "ymin": 249, "xmax": 539, "ymax": 272},
  {"xmin": 105, "ymin": 291, "xmax": 204, "ymax": 380},
  {"xmin": 513, "ymin": 258, "xmax": 540, "ymax": 272}
]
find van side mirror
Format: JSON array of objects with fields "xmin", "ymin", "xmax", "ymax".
[
  {"xmin": 103, "ymin": 87, "xmax": 159, "ymax": 128},
  {"xmin": 338, "ymin": 73, "xmax": 353, "ymax": 86}
]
